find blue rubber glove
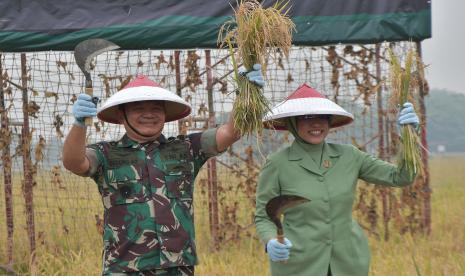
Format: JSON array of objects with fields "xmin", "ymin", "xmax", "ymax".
[
  {"xmin": 72, "ymin": 94, "xmax": 97, "ymax": 127},
  {"xmin": 397, "ymin": 102, "xmax": 419, "ymax": 128},
  {"xmin": 239, "ymin": 63, "xmax": 265, "ymax": 88},
  {"xmin": 266, "ymin": 238, "xmax": 292, "ymax": 262}
]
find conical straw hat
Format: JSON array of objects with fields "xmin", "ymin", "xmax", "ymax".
[
  {"xmin": 97, "ymin": 75, "xmax": 191, "ymax": 124},
  {"xmin": 264, "ymin": 84, "xmax": 353, "ymax": 130}
]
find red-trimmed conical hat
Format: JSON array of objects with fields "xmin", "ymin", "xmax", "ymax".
[
  {"xmin": 97, "ymin": 75, "xmax": 191, "ymax": 124},
  {"xmin": 264, "ymin": 84, "xmax": 353, "ymax": 130}
]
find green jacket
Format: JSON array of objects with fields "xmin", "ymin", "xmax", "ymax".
[
  {"xmin": 255, "ymin": 141, "xmax": 415, "ymax": 276},
  {"xmin": 86, "ymin": 129, "xmax": 219, "ymax": 274}
]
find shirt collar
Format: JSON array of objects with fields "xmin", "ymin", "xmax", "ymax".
[
  {"xmin": 118, "ymin": 134, "xmax": 167, "ymax": 148},
  {"xmin": 289, "ymin": 141, "xmax": 341, "ymax": 160}
]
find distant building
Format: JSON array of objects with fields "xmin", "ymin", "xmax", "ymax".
[{"xmin": 437, "ymin": 144, "xmax": 446, "ymax": 153}]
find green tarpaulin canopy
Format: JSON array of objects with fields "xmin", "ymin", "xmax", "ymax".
[{"xmin": 0, "ymin": 0, "xmax": 431, "ymax": 52}]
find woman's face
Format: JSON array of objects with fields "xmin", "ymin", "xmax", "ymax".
[
  {"xmin": 296, "ymin": 115, "xmax": 330, "ymax": 145},
  {"xmin": 119, "ymin": 101, "xmax": 166, "ymax": 142}
]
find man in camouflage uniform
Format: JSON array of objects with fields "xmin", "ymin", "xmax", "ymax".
[{"xmin": 63, "ymin": 69, "xmax": 264, "ymax": 275}]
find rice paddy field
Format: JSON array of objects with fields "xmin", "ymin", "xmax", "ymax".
[{"xmin": 1, "ymin": 155, "xmax": 464, "ymax": 275}]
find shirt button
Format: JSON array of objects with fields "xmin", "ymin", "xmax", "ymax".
[
  {"xmin": 323, "ymin": 197, "xmax": 329, "ymax": 202},
  {"xmin": 326, "ymin": 239, "xmax": 331, "ymax": 245},
  {"xmin": 318, "ymin": 176, "xmax": 324, "ymax": 182},
  {"xmin": 325, "ymin": 218, "xmax": 330, "ymax": 224}
]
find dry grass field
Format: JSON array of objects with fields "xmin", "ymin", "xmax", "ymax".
[{"xmin": 1, "ymin": 155, "xmax": 464, "ymax": 275}]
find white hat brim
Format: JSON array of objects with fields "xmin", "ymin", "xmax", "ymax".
[
  {"xmin": 264, "ymin": 97, "xmax": 354, "ymax": 130},
  {"xmin": 97, "ymin": 86, "xmax": 191, "ymax": 124}
]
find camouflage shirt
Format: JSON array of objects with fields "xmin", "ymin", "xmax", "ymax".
[{"xmin": 86, "ymin": 128, "xmax": 220, "ymax": 274}]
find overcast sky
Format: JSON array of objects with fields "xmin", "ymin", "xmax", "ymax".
[{"xmin": 422, "ymin": 0, "xmax": 464, "ymax": 94}]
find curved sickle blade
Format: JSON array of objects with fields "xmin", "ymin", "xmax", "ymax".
[
  {"xmin": 265, "ymin": 195, "xmax": 310, "ymax": 233},
  {"xmin": 74, "ymin": 38, "xmax": 119, "ymax": 75}
]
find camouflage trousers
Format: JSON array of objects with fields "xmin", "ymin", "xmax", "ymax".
[{"xmin": 107, "ymin": 266, "xmax": 194, "ymax": 276}]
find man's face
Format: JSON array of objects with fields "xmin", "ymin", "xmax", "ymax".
[
  {"xmin": 296, "ymin": 115, "xmax": 330, "ymax": 145},
  {"xmin": 121, "ymin": 101, "xmax": 166, "ymax": 140}
]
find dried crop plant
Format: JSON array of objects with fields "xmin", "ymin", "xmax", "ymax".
[
  {"xmin": 184, "ymin": 51, "xmax": 202, "ymax": 92},
  {"xmin": 389, "ymin": 48, "xmax": 424, "ymax": 180},
  {"xmin": 34, "ymin": 135, "xmax": 46, "ymax": 165},
  {"xmin": 219, "ymin": 0, "xmax": 295, "ymax": 137}
]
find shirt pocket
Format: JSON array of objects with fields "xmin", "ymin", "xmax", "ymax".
[
  {"xmin": 105, "ymin": 178, "xmax": 150, "ymax": 207},
  {"xmin": 164, "ymin": 161, "xmax": 194, "ymax": 200}
]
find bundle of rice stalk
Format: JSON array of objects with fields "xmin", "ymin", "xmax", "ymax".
[
  {"xmin": 388, "ymin": 48, "xmax": 424, "ymax": 179},
  {"xmin": 219, "ymin": 0, "xmax": 295, "ymax": 137}
]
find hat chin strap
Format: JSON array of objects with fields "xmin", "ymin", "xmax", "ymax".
[{"xmin": 123, "ymin": 110, "xmax": 158, "ymax": 139}]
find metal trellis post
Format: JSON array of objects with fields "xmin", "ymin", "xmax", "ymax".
[
  {"xmin": 416, "ymin": 42, "xmax": 431, "ymax": 235},
  {"xmin": 174, "ymin": 51, "xmax": 185, "ymax": 134},
  {"xmin": 376, "ymin": 44, "xmax": 390, "ymax": 241},
  {"xmin": 0, "ymin": 53, "xmax": 15, "ymax": 267},
  {"xmin": 20, "ymin": 53, "xmax": 36, "ymax": 262},
  {"xmin": 205, "ymin": 50, "xmax": 220, "ymax": 250}
]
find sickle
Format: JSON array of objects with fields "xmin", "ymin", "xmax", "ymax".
[
  {"xmin": 74, "ymin": 38, "xmax": 119, "ymax": 126},
  {"xmin": 265, "ymin": 194, "xmax": 310, "ymax": 244}
]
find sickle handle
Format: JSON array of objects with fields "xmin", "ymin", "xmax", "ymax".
[
  {"xmin": 277, "ymin": 234, "xmax": 288, "ymax": 264},
  {"xmin": 85, "ymin": 87, "xmax": 93, "ymax": 126},
  {"xmin": 277, "ymin": 234, "xmax": 285, "ymax": 244}
]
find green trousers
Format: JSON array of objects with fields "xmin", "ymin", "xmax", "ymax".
[{"xmin": 108, "ymin": 266, "xmax": 194, "ymax": 276}]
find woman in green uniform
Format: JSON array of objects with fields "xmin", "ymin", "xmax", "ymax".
[{"xmin": 254, "ymin": 84, "xmax": 420, "ymax": 276}]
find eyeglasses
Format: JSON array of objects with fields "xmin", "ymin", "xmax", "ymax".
[{"xmin": 297, "ymin": 114, "xmax": 331, "ymax": 121}]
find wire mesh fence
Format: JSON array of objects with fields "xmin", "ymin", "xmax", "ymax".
[{"xmin": 0, "ymin": 42, "xmax": 430, "ymax": 270}]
